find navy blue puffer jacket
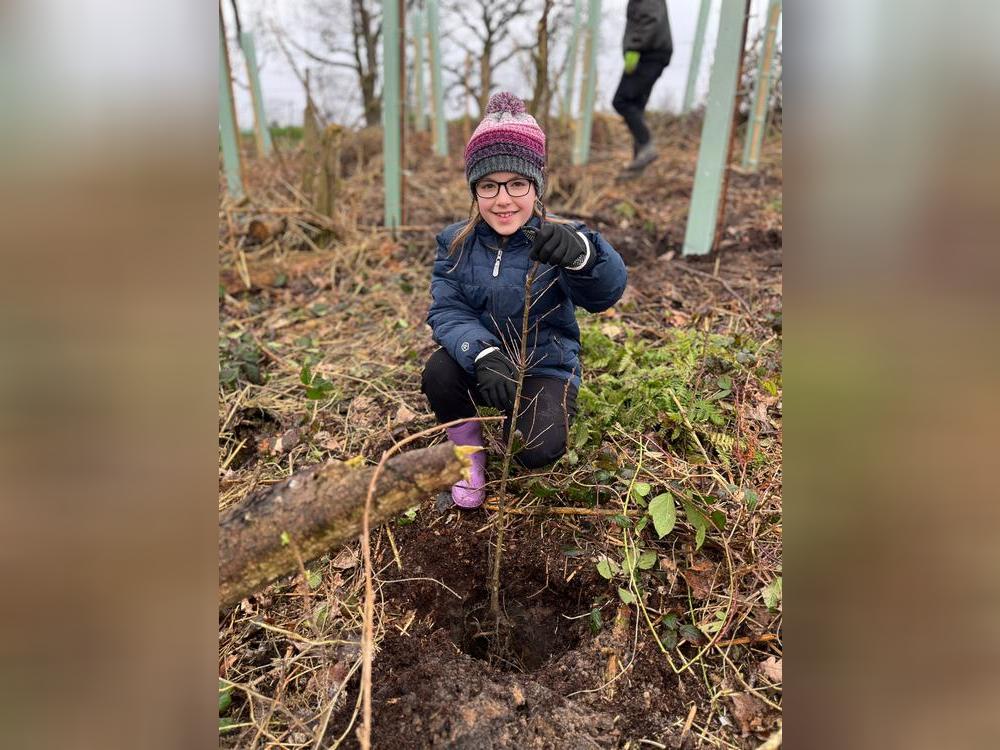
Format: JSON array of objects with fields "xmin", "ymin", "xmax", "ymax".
[{"xmin": 426, "ymin": 215, "xmax": 628, "ymax": 389}]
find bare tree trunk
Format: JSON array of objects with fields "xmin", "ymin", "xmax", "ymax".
[
  {"xmin": 530, "ymin": 0, "xmax": 553, "ymax": 132},
  {"xmin": 464, "ymin": 52, "xmax": 474, "ymax": 143},
  {"xmin": 352, "ymin": 0, "xmax": 382, "ymax": 127},
  {"xmin": 301, "ymin": 71, "xmax": 324, "ymax": 195},
  {"xmin": 219, "ymin": 443, "xmax": 465, "ymax": 609},
  {"xmin": 313, "ymin": 124, "xmax": 345, "ymax": 218},
  {"xmin": 478, "ymin": 41, "xmax": 493, "ymax": 117}
]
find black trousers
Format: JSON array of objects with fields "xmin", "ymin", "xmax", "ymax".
[
  {"xmin": 612, "ymin": 54, "xmax": 670, "ymax": 151},
  {"xmin": 420, "ymin": 348, "xmax": 578, "ymax": 470}
]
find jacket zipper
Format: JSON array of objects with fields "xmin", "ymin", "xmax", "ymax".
[{"xmin": 492, "ymin": 237, "xmax": 509, "ymax": 277}]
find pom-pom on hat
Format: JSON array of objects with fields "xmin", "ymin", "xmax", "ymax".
[{"xmin": 464, "ymin": 92, "xmax": 547, "ymax": 197}]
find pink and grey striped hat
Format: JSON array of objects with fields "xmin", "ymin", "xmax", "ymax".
[{"xmin": 464, "ymin": 92, "xmax": 546, "ymax": 197}]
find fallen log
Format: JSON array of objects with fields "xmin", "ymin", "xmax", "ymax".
[{"xmin": 220, "ymin": 442, "xmax": 465, "ymax": 609}]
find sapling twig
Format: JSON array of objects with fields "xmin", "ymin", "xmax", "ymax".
[
  {"xmin": 488, "ymin": 220, "xmax": 543, "ymax": 623},
  {"xmin": 488, "ymin": 256, "xmax": 540, "ymax": 621}
]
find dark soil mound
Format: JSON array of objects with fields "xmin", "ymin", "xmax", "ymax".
[{"xmin": 338, "ymin": 514, "xmax": 693, "ymax": 749}]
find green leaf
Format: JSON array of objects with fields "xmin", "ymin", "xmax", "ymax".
[
  {"xmin": 589, "ymin": 608, "xmax": 603, "ymax": 634},
  {"xmin": 280, "ymin": 531, "xmax": 290, "ymax": 546},
  {"xmin": 611, "ymin": 514, "xmax": 632, "ymax": 528},
  {"xmin": 662, "ymin": 612, "xmax": 679, "ymax": 630},
  {"xmin": 596, "ymin": 559, "xmax": 614, "ymax": 580},
  {"xmin": 710, "ymin": 510, "xmax": 726, "ymax": 530},
  {"xmin": 705, "ymin": 610, "xmax": 727, "ymax": 634},
  {"xmin": 678, "ymin": 622, "xmax": 706, "ymax": 645},
  {"xmin": 661, "ymin": 627, "xmax": 678, "ymax": 649},
  {"xmin": 634, "ymin": 515, "xmax": 649, "ymax": 533},
  {"xmin": 299, "ymin": 364, "xmax": 311, "ymax": 385},
  {"xmin": 637, "ymin": 550, "xmax": 658, "ymax": 570},
  {"xmin": 682, "ymin": 498, "xmax": 710, "ymax": 550},
  {"xmin": 218, "ymin": 363, "xmax": 240, "ymax": 384},
  {"xmin": 311, "ymin": 603, "xmax": 329, "ymax": 631},
  {"xmin": 241, "ymin": 363, "xmax": 264, "ymax": 385},
  {"xmin": 307, "ymin": 569, "xmax": 322, "ymax": 590},
  {"xmin": 622, "ymin": 549, "xmax": 637, "ymax": 574},
  {"xmin": 530, "ymin": 482, "xmax": 559, "ymax": 498},
  {"xmin": 633, "ymin": 482, "xmax": 651, "ymax": 498},
  {"xmin": 648, "ymin": 493, "xmax": 676, "ymax": 539},
  {"xmin": 617, "ymin": 587, "xmax": 636, "ymax": 604},
  {"xmin": 763, "ymin": 576, "xmax": 782, "ymax": 610},
  {"xmin": 218, "ymin": 680, "xmax": 233, "ymax": 714},
  {"xmin": 219, "ymin": 717, "xmax": 240, "ymax": 733}
]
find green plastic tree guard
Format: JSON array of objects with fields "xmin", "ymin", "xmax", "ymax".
[
  {"xmin": 741, "ymin": 0, "xmax": 781, "ymax": 171},
  {"xmin": 219, "ymin": 16, "xmax": 244, "ymax": 198},
  {"xmin": 427, "ymin": 0, "xmax": 448, "ymax": 156},
  {"xmin": 413, "ymin": 7, "xmax": 428, "ymax": 132},
  {"xmin": 682, "ymin": 0, "xmax": 746, "ymax": 256},
  {"xmin": 572, "ymin": 0, "xmax": 601, "ymax": 166},
  {"xmin": 682, "ymin": 0, "xmax": 712, "ymax": 114},
  {"xmin": 239, "ymin": 31, "xmax": 273, "ymax": 156},
  {"xmin": 561, "ymin": 0, "xmax": 583, "ymax": 120},
  {"xmin": 383, "ymin": 0, "xmax": 402, "ymax": 228}
]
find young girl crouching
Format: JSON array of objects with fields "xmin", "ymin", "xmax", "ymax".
[{"xmin": 421, "ymin": 92, "xmax": 628, "ymax": 509}]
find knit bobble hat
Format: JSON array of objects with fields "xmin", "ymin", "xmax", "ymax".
[{"xmin": 464, "ymin": 92, "xmax": 547, "ymax": 197}]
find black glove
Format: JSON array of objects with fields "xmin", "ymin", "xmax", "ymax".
[
  {"xmin": 475, "ymin": 349, "xmax": 517, "ymax": 411},
  {"xmin": 529, "ymin": 222, "xmax": 588, "ymax": 269}
]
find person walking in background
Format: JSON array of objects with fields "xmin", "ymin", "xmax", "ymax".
[{"xmin": 612, "ymin": 0, "xmax": 673, "ymax": 175}]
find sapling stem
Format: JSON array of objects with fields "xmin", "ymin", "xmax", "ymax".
[{"xmin": 489, "ymin": 257, "xmax": 540, "ymax": 621}]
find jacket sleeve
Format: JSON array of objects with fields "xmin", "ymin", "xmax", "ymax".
[
  {"xmin": 623, "ymin": 0, "xmax": 666, "ymax": 52},
  {"xmin": 558, "ymin": 227, "xmax": 628, "ymax": 313},
  {"xmin": 426, "ymin": 232, "xmax": 502, "ymax": 375}
]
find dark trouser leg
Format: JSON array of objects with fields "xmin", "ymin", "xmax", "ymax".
[
  {"xmin": 612, "ymin": 56, "xmax": 669, "ymax": 150},
  {"xmin": 422, "ymin": 348, "xmax": 578, "ymax": 469},
  {"xmin": 420, "ymin": 348, "xmax": 483, "ymax": 423},
  {"xmin": 506, "ymin": 377, "xmax": 578, "ymax": 470}
]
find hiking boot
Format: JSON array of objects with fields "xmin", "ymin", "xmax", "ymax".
[
  {"xmin": 625, "ymin": 142, "xmax": 659, "ymax": 171},
  {"xmin": 446, "ymin": 420, "xmax": 487, "ymax": 508}
]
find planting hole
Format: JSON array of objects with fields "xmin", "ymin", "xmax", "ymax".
[{"xmin": 455, "ymin": 587, "xmax": 583, "ymax": 673}]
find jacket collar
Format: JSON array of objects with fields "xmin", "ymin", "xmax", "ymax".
[{"xmin": 475, "ymin": 215, "xmax": 541, "ymax": 247}]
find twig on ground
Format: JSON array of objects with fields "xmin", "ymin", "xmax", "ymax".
[{"xmin": 672, "ymin": 260, "xmax": 753, "ymax": 315}]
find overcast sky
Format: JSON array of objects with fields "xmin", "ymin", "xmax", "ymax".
[{"xmin": 222, "ymin": 0, "xmax": 781, "ymax": 128}]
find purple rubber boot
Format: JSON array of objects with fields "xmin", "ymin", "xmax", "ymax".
[{"xmin": 446, "ymin": 420, "xmax": 487, "ymax": 508}]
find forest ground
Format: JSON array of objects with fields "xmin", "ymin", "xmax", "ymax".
[{"xmin": 219, "ymin": 112, "xmax": 783, "ymax": 749}]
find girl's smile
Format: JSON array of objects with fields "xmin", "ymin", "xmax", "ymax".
[{"xmin": 475, "ymin": 171, "xmax": 537, "ymax": 236}]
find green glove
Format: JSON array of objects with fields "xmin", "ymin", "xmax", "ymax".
[{"xmin": 624, "ymin": 50, "xmax": 640, "ymax": 74}]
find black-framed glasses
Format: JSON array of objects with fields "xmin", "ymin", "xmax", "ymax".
[{"xmin": 474, "ymin": 177, "xmax": 533, "ymax": 199}]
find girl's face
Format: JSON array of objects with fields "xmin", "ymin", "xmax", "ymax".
[{"xmin": 474, "ymin": 171, "xmax": 537, "ymax": 236}]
